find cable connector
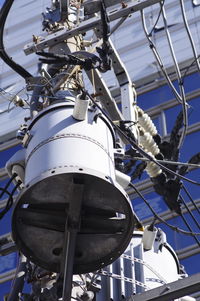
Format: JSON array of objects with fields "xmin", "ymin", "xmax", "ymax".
[{"xmin": 142, "ymin": 224, "xmax": 158, "ymax": 250}]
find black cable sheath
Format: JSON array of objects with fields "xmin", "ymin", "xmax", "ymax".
[
  {"xmin": 129, "ymin": 182, "xmax": 200, "ymax": 237},
  {"xmin": 0, "ymin": 0, "xmax": 32, "ymax": 79},
  {"xmin": 180, "ymin": 213, "xmax": 200, "ymax": 247},
  {"xmin": 182, "ymin": 185, "xmax": 200, "ymax": 215},
  {"xmin": 0, "ymin": 173, "xmax": 17, "ymax": 199},
  {"xmin": 180, "ymin": 195, "xmax": 200, "ymax": 230}
]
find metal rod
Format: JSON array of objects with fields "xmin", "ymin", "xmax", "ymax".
[
  {"xmin": 61, "ymin": 183, "xmax": 84, "ymax": 301},
  {"xmin": 62, "ymin": 231, "xmax": 77, "ymax": 301}
]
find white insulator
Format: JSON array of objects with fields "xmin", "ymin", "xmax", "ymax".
[
  {"xmin": 142, "ymin": 225, "xmax": 158, "ymax": 250},
  {"xmin": 144, "ymin": 152, "xmax": 162, "ymax": 178},
  {"xmin": 73, "ymin": 94, "xmax": 89, "ymax": 120},
  {"xmin": 146, "ymin": 160, "xmax": 162, "ymax": 178},
  {"xmin": 137, "ymin": 106, "xmax": 157, "ymax": 136},
  {"xmin": 139, "ymin": 131, "xmax": 160, "ymax": 156},
  {"xmin": 115, "ymin": 170, "xmax": 131, "ymax": 189}
]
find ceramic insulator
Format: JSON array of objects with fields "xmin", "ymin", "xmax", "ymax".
[
  {"xmin": 144, "ymin": 152, "xmax": 162, "ymax": 178},
  {"xmin": 137, "ymin": 106, "xmax": 157, "ymax": 136},
  {"xmin": 139, "ymin": 130, "xmax": 160, "ymax": 156}
]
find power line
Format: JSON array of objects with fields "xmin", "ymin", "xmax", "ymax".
[
  {"xmin": 129, "ymin": 182, "xmax": 200, "ymax": 237},
  {"xmin": 160, "ymin": 3, "xmax": 188, "ymax": 149},
  {"xmin": 180, "ymin": 195, "xmax": 200, "ymax": 230},
  {"xmin": 179, "ymin": 0, "xmax": 200, "ymax": 74},
  {"xmin": 182, "ymin": 185, "xmax": 200, "ymax": 215},
  {"xmin": 141, "ymin": 9, "xmax": 183, "ymax": 105},
  {"xmin": 149, "ymin": 0, "xmax": 165, "ymax": 37},
  {"xmin": 180, "ymin": 212, "xmax": 200, "ymax": 247},
  {"xmin": 124, "ymin": 156, "xmax": 200, "ymax": 169}
]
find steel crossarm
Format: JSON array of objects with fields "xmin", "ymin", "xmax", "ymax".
[{"xmin": 24, "ymin": 0, "xmax": 163, "ymax": 55}]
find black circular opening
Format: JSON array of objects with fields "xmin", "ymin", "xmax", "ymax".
[
  {"xmin": 52, "ymin": 247, "xmax": 62, "ymax": 256},
  {"xmin": 75, "ymin": 251, "xmax": 83, "ymax": 258}
]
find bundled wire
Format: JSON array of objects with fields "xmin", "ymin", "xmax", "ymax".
[{"xmin": 37, "ymin": 51, "xmax": 102, "ymax": 71}]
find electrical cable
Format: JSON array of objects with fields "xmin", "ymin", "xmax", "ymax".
[
  {"xmin": 0, "ymin": 173, "xmax": 17, "ymax": 199},
  {"xmin": 110, "ymin": 15, "xmax": 128, "ymax": 35},
  {"xmin": 0, "ymin": 0, "xmax": 32, "ymax": 79},
  {"xmin": 179, "ymin": 212, "xmax": 200, "ymax": 247},
  {"xmin": 160, "ymin": 4, "xmax": 188, "ymax": 149},
  {"xmin": 82, "ymin": 88, "xmax": 200, "ymax": 186},
  {"xmin": 0, "ymin": 181, "xmax": 21, "ymax": 220},
  {"xmin": 179, "ymin": 195, "xmax": 200, "ymax": 230},
  {"xmin": 182, "ymin": 185, "xmax": 200, "ymax": 215},
  {"xmin": 141, "ymin": 10, "xmax": 184, "ymax": 105},
  {"xmin": 179, "ymin": 0, "xmax": 200, "ymax": 74},
  {"xmin": 182, "ymin": 55, "xmax": 200, "ymax": 81},
  {"xmin": 128, "ymin": 182, "xmax": 200, "ymax": 237},
  {"xmin": 149, "ymin": 0, "xmax": 165, "ymax": 36},
  {"xmin": 124, "ymin": 156, "xmax": 200, "ymax": 169}
]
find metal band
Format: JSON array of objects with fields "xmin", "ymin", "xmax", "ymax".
[{"xmin": 26, "ymin": 133, "xmax": 114, "ymax": 164}]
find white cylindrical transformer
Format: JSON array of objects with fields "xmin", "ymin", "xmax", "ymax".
[
  {"xmin": 96, "ymin": 229, "xmax": 188, "ymax": 301},
  {"xmin": 24, "ymin": 101, "xmax": 116, "ymax": 185},
  {"xmin": 12, "ymin": 99, "xmax": 135, "ymax": 275}
]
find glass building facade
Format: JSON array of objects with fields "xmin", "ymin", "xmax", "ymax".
[{"xmin": 0, "ymin": 0, "xmax": 200, "ymax": 299}]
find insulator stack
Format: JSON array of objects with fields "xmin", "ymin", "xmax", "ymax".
[
  {"xmin": 139, "ymin": 129, "xmax": 160, "ymax": 156},
  {"xmin": 145, "ymin": 152, "xmax": 162, "ymax": 178},
  {"xmin": 137, "ymin": 106, "xmax": 157, "ymax": 137}
]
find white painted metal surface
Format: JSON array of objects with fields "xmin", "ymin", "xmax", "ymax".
[
  {"xmin": 24, "ymin": 100, "xmax": 116, "ymax": 185},
  {"xmin": 95, "ymin": 230, "xmax": 186, "ymax": 300}
]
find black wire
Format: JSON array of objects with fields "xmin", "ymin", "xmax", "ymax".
[
  {"xmin": 149, "ymin": 0, "xmax": 165, "ymax": 36},
  {"xmin": 182, "ymin": 55, "xmax": 200, "ymax": 84},
  {"xmin": 141, "ymin": 10, "xmax": 183, "ymax": 105},
  {"xmin": 0, "ymin": 0, "xmax": 32, "ymax": 79},
  {"xmin": 128, "ymin": 182, "xmax": 200, "ymax": 236},
  {"xmin": 82, "ymin": 88, "xmax": 200, "ymax": 187},
  {"xmin": 179, "ymin": 195, "xmax": 200, "ymax": 230},
  {"xmin": 0, "ymin": 173, "xmax": 17, "ymax": 199},
  {"xmin": 180, "ymin": 213, "xmax": 200, "ymax": 247},
  {"xmin": 182, "ymin": 185, "xmax": 200, "ymax": 215},
  {"xmin": 0, "ymin": 181, "xmax": 21, "ymax": 220}
]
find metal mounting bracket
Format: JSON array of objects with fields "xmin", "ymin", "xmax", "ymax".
[{"xmin": 24, "ymin": 0, "xmax": 162, "ymax": 55}]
